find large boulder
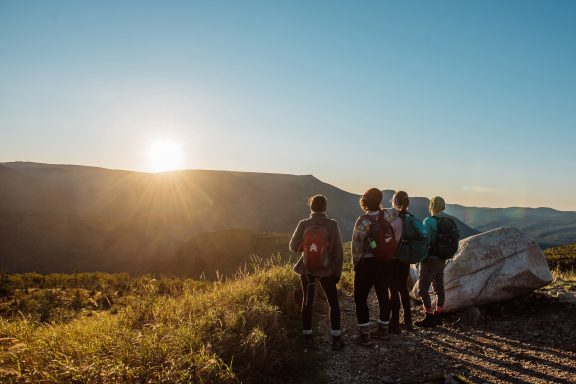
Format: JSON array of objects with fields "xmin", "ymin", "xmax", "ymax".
[{"xmin": 442, "ymin": 226, "xmax": 552, "ymax": 312}]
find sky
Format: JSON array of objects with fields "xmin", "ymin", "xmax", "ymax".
[{"xmin": 1, "ymin": 1, "xmax": 575, "ymax": 210}]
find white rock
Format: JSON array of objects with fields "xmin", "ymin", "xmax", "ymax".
[{"xmin": 416, "ymin": 227, "xmax": 552, "ymax": 312}]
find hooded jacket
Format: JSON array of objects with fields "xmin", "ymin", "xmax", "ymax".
[{"xmin": 290, "ymin": 212, "xmax": 344, "ymax": 279}]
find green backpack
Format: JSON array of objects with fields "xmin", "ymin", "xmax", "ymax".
[{"xmin": 396, "ymin": 212, "xmax": 428, "ymax": 264}]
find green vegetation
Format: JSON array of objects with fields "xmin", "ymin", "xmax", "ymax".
[
  {"xmin": 544, "ymin": 243, "xmax": 576, "ymax": 271},
  {"xmin": 175, "ymin": 229, "xmax": 291, "ymax": 280},
  {"xmin": 0, "ymin": 264, "xmax": 317, "ymax": 383}
]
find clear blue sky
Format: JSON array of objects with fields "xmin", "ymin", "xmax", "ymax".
[{"xmin": 1, "ymin": 1, "xmax": 575, "ymax": 210}]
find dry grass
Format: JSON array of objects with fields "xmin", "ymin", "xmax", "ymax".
[{"xmin": 0, "ymin": 266, "xmax": 302, "ymax": 383}]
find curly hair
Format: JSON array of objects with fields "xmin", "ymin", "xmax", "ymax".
[{"xmin": 359, "ymin": 188, "xmax": 382, "ymax": 212}]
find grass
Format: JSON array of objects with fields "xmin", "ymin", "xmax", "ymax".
[
  {"xmin": 544, "ymin": 243, "xmax": 576, "ymax": 271},
  {"xmin": 550, "ymin": 267, "xmax": 576, "ymax": 291},
  {"xmin": 0, "ymin": 263, "xmax": 320, "ymax": 383}
]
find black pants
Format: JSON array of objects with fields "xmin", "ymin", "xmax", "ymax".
[
  {"xmin": 300, "ymin": 274, "xmax": 341, "ymax": 331},
  {"xmin": 391, "ymin": 259, "xmax": 412, "ymax": 324},
  {"xmin": 353, "ymin": 258, "xmax": 397, "ymax": 325}
]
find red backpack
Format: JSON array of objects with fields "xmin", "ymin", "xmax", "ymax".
[
  {"xmin": 364, "ymin": 211, "xmax": 397, "ymax": 260},
  {"xmin": 302, "ymin": 222, "xmax": 331, "ymax": 270}
]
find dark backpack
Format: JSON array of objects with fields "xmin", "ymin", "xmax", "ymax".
[
  {"xmin": 396, "ymin": 212, "xmax": 429, "ymax": 264},
  {"xmin": 302, "ymin": 222, "xmax": 331, "ymax": 270},
  {"xmin": 364, "ymin": 211, "xmax": 397, "ymax": 261},
  {"xmin": 430, "ymin": 216, "xmax": 460, "ymax": 259}
]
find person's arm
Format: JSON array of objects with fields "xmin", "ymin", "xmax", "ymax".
[
  {"xmin": 289, "ymin": 220, "xmax": 305, "ymax": 253},
  {"xmin": 423, "ymin": 217, "xmax": 435, "ymax": 242},
  {"xmin": 331, "ymin": 222, "xmax": 344, "ymax": 281},
  {"xmin": 382, "ymin": 207, "xmax": 399, "ymax": 223},
  {"xmin": 351, "ymin": 216, "xmax": 368, "ymax": 265}
]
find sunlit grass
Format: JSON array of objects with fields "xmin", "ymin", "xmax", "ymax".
[{"xmin": 0, "ymin": 265, "xmax": 304, "ymax": 383}]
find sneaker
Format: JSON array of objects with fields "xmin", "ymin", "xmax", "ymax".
[
  {"xmin": 331, "ymin": 335, "xmax": 345, "ymax": 350},
  {"xmin": 415, "ymin": 313, "xmax": 437, "ymax": 328},
  {"xmin": 356, "ymin": 331, "xmax": 373, "ymax": 346},
  {"xmin": 371, "ymin": 325, "xmax": 389, "ymax": 339},
  {"xmin": 388, "ymin": 323, "xmax": 402, "ymax": 335},
  {"xmin": 303, "ymin": 334, "xmax": 315, "ymax": 351},
  {"xmin": 434, "ymin": 311, "xmax": 443, "ymax": 326}
]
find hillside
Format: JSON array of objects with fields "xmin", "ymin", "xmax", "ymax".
[
  {"xmin": 4, "ymin": 161, "xmax": 575, "ymax": 274},
  {"xmin": 446, "ymin": 205, "xmax": 576, "ymax": 248},
  {"xmin": 172, "ymin": 229, "xmax": 291, "ymax": 279}
]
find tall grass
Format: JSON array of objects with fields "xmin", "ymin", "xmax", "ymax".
[{"xmin": 0, "ymin": 265, "xmax": 302, "ymax": 383}]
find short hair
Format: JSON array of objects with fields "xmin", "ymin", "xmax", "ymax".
[
  {"xmin": 429, "ymin": 196, "xmax": 446, "ymax": 216},
  {"xmin": 308, "ymin": 195, "xmax": 327, "ymax": 212},
  {"xmin": 360, "ymin": 188, "xmax": 383, "ymax": 212},
  {"xmin": 392, "ymin": 191, "xmax": 409, "ymax": 213}
]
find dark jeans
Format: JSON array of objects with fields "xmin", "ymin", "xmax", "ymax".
[
  {"xmin": 300, "ymin": 274, "xmax": 341, "ymax": 331},
  {"xmin": 418, "ymin": 258, "xmax": 446, "ymax": 310},
  {"xmin": 353, "ymin": 258, "xmax": 397, "ymax": 325},
  {"xmin": 391, "ymin": 259, "xmax": 412, "ymax": 324}
]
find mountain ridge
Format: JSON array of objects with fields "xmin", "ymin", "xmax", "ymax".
[{"xmin": 1, "ymin": 161, "xmax": 573, "ymax": 273}]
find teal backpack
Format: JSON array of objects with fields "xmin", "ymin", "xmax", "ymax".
[{"xmin": 396, "ymin": 212, "xmax": 428, "ymax": 264}]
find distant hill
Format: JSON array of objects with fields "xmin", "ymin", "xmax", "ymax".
[
  {"xmin": 0, "ymin": 162, "xmax": 364, "ymax": 273},
  {"xmin": 445, "ymin": 205, "xmax": 576, "ymax": 249},
  {"xmin": 3, "ymin": 161, "xmax": 573, "ymax": 273}
]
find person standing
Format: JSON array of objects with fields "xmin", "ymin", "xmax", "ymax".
[
  {"xmin": 290, "ymin": 195, "xmax": 345, "ymax": 350},
  {"xmin": 390, "ymin": 191, "xmax": 413, "ymax": 331},
  {"xmin": 351, "ymin": 188, "xmax": 399, "ymax": 344},
  {"xmin": 416, "ymin": 196, "xmax": 459, "ymax": 327}
]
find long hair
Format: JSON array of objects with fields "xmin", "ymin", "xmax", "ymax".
[{"xmin": 392, "ymin": 191, "xmax": 409, "ymax": 213}]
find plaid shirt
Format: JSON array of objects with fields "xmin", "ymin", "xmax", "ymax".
[{"xmin": 351, "ymin": 208, "xmax": 400, "ymax": 265}]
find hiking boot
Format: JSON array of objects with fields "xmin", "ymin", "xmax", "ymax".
[
  {"xmin": 371, "ymin": 324, "xmax": 389, "ymax": 339},
  {"xmin": 434, "ymin": 311, "xmax": 443, "ymax": 326},
  {"xmin": 356, "ymin": 331, "xmax": 372, "ymax": 346},
  {"xmin": 303, "ymin": 334, "xmax": 315, "ymax": 351},
  {"xmin": 331, "ymin": 335, "xmax": 345, "ymax": 350},
  {"xmin": 388, "ymin": 323, "xmax": 402, "ymax": 335},
  {"xmin": 415, "ymin": 313, "xmax": 437, "ymax": 328}
]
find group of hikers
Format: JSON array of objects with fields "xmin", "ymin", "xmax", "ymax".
[{"xmin": 289, "ymin": 188, "xmax": 461, "ymax": 350}]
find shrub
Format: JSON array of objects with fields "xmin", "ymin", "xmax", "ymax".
[{"xmin": 544, "ymin": 243, "xmax": 576, "ymax": 271}]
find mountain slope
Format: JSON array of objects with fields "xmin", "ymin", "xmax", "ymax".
[
  {"xmin": 445, "ymin": 205, "xmax": 576, "ymax": 248},
  {"xmin": 2, "ymin": 161, "xmax": 572, "ymax": 273}
]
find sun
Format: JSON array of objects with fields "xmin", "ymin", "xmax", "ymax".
[{"xmin": 147, "ymin": 139, "xmax": 184, "ymax": 172}]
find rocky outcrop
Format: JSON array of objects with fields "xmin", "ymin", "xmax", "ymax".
[{"xmin": 441, "ymin": 226, "xmax": 552, "ymax": 312}]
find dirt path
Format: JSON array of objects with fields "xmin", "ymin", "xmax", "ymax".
[{"xmin": 314, "ymin": 290, "xmax": 576, "ymax": 383}]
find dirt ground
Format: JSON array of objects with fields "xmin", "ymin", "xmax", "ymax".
[{"xmin": 313, "ymin": 290, "xmax": 576, "ymax": 384}]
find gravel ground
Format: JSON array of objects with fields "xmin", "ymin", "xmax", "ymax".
[{"xmin": 312, "ymin": 290, "xmax": 576, "ymax": 384}]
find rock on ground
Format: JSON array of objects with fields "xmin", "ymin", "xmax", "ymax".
[{"xmin": 441, "ymin": 226, "xmax": 552, "ymax": 312}]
